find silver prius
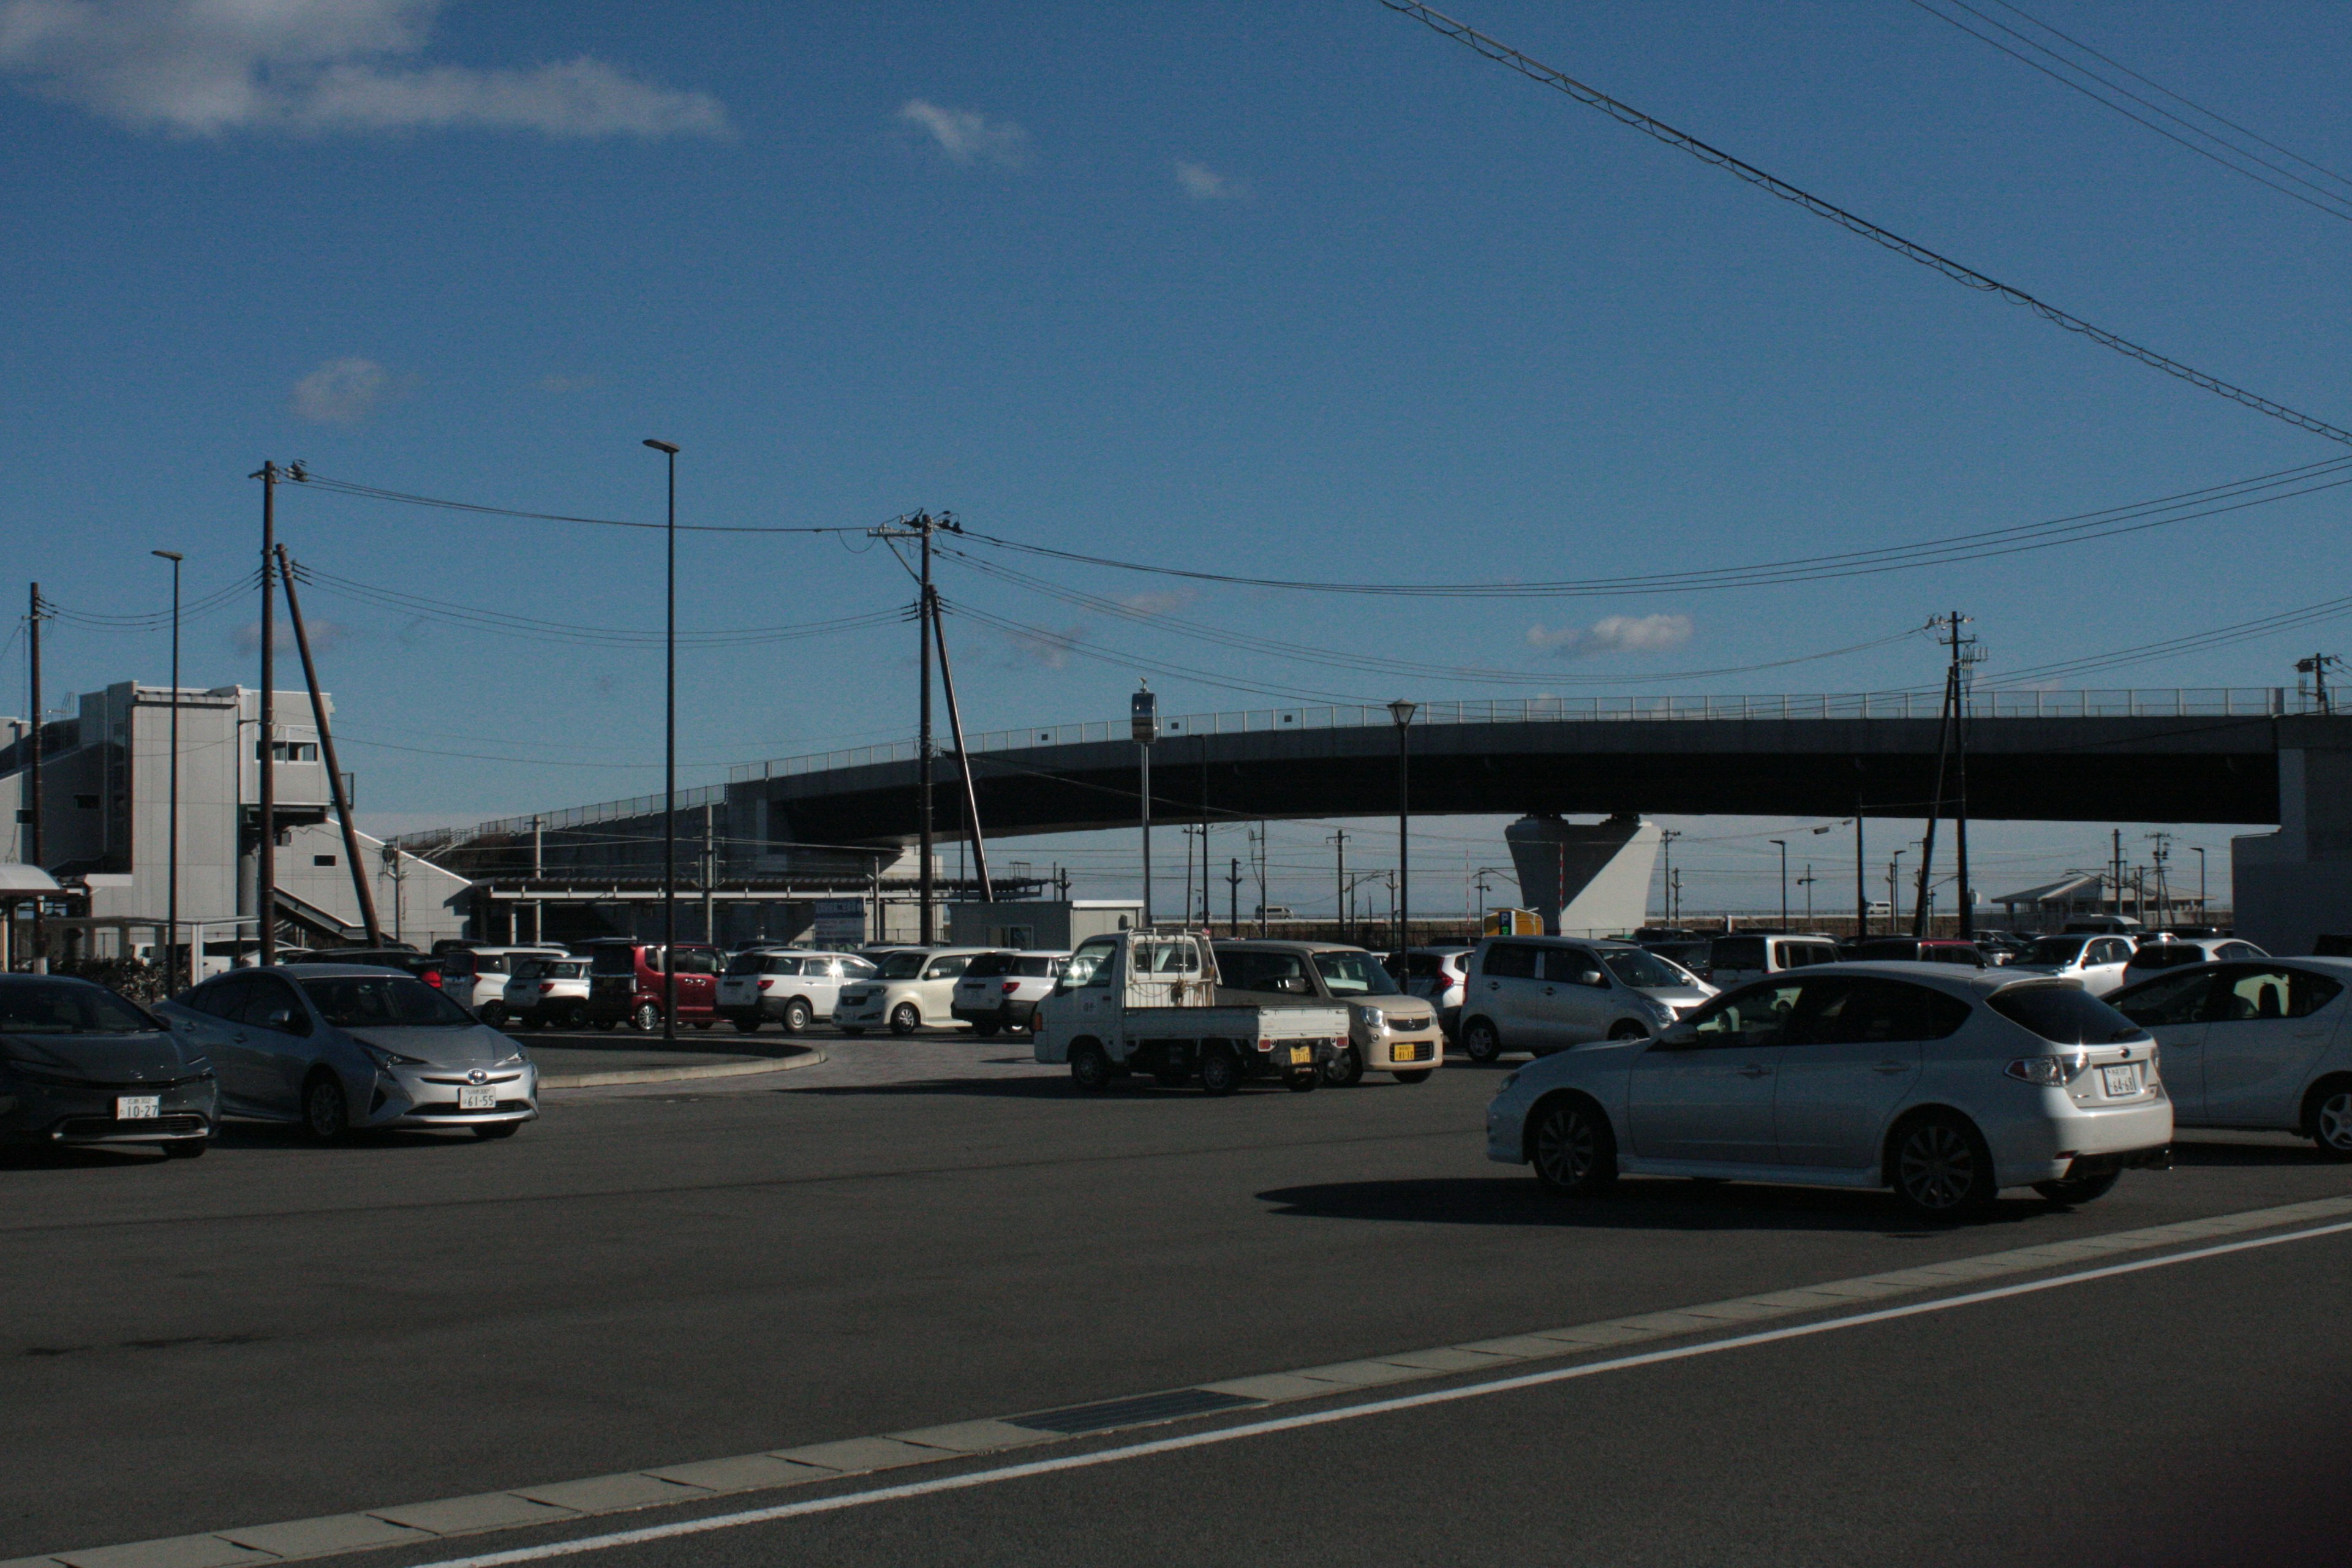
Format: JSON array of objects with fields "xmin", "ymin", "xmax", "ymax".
[{"xmin": 157, "ymin": 965, "xmax": 536, "ymax": 1142}]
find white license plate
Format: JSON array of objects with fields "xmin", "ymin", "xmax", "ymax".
[
  {"xmin": 116, "ymin": 1096, "xmax": 160, "ymax": 1120},
  {"xmin": 2100, "ymin": 1063, "xmax": 2141, "ymax": 1098},
  {"xmin": 459, "ymin": 1085, "xmax": 499, "ymax": 1110}
]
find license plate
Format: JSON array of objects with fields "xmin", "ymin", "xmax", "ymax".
[
  {"xmin": 459, "ymin": 1085, "xmax": 498, "ymax": 1110},
  {"xmin": 116, "ymin": 1096, "xmax": 160, "ymax": 1120},
  {"xmin": 1288, "ymin": 1045, "xmax": 1313, "ymax": 1066},
  {"xmin": 2101, "ymin": 1063, "xmax": 2141, "ymax": 1097}
]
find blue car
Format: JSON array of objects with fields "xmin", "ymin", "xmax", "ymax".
[{"xmin": 0, "ymin": 974, "xmax": 217, "ymax": 1156}]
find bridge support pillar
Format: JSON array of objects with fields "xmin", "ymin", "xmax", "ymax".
[
  {"xmin": 2234, "ymin": 745, "xmax": 2352, "ymax": 952},
  {"xmin": 1504, "ymin": 813, "xmax": 1660, "ymax": 937}
]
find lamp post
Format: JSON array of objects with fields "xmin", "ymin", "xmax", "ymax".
[
  {"xmin": 642, "ymin": 439, "xmax": 680, "ymax": 1045},
  {"xmin": 1388, "ymin": 699, "xmax": 1417, "ymax": 951},
  {"xmin": 1889, "ymin": 850, "xmax": 1906, "ymax": 930},
  {"xmin": 1133, "ymin": 684, "xmax": 1158, "ymax": 925},
  {"xmin": 2193, "ymin": 845, "xmax": 2207, "ymax": 922},
  {"xmin": 1770, "ymin": 839, "xmax": 1787, "ymax": 927},
  {"xmin": 151, "ymin": 551, "xmax": 182, "ymax": 987}
]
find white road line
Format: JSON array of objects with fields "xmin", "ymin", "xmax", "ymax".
[{"xmin": 410, "ymin": 1215, "xmax": 2352, "ymax": 1568}]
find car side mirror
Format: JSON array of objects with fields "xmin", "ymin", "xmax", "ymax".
[
  {"xmin": 266, "ymin": 1008, "xmax": 295, "ymax": 1029},
  {"xmin": 1279, "ymin": 976, "xmax": 1312, "ymax": 995},
  {"xmin": 1653, "ymin": 1023, "xmax": 1702, "ymax": 1049},
  {"xmin": 1577, "ymin": 970, "xmax": 1606, "ymax": 988}
]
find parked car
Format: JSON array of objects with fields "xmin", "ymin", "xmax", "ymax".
[
  {"xmin": 1214, "ymin": 940, "xmax": 1445, "ymax": 1085},
  {"xmin": 157, "ymin": 965, "xmax": 537, "ymax": 1141},
  {"xmin": 437, "ymin": 946, "xmax": 567, "ymax": 1020},
  {"xmin": 950, "ymin": 951, "xmax": 1066, "ymax": 1037},
  {"xmin": 0, "ymin": 974, "xmax": 217, "ymax": 1156},
  {"xmin": 581, "ymin": 940, "xmax": 726, "ymax": 1031},
  {"xmin": 500, "ymin": 956, "xmax": 592, "ymax": 1030},
  {"xmin": 1845, "ymin": 938, "xmax": 1988, "ymax": 968},
  {"xmin": 2119, "ymin": 935, "xmax": 2266, "ymax": 981},
  {"xmin": 834, "ymin": 948, "xmax": 988, "ymax": 1036},
  {"xmin": 1456, "ymin": 936, "xmax": 1716, "ymax": 1063},
  {"xmin": 1394, "ymin": 945, "xmax": 1476, "ymax": 1038},
  {"xmin": 1484, "ymin": 962, "xmax": 2173, "ymax": 1219},
  {"xmin": 281, "ymin": 947, "xmax": 447, "ymax": 987},
  {"xmin": 1637, "ymin": 937, "xmax": 1716, "ymax": 979},
  {"xmin": 1705, "ymin": 933, "xmax": 1840, "ymax": 989},
  {"xmin": 2010, "ymin": 933, "xmax": 2138, "ymax": 997},
  {"xmin": 717, "ymin": 949, "xmax": 877, "ymax": 1035},
  {"xmin": 2106, "ymin": 957, "xmax": 2352, "ymax": 1157}
]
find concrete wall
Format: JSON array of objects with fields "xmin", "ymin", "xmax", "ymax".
[
  {"xmin": 2234, "ymin": 745, "xmax": 2352, "ymax": 953},
  {"xmin": 1504, "ymin": 813, "xmax": 1662, "ymax": 938}
]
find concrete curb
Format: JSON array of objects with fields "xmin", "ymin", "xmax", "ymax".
[{"xmin": 539, "ymin": 1047, "xmax": 827, "ymax": 1090}]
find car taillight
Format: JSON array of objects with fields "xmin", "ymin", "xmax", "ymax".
[
  {"xmin": 539, "ymin": 981, "xmax": 556, "ymax": 993},
  {"xmin": 1003, "ymin": 981, "xmax": 1020, "ymax": 994},
  {"xmin": 424, "ymin": 971, "xmax": 442, "ymax": 987},
  {"xmin": 757, "ymin": 978, "xmax": 775, "ymax": 990}
]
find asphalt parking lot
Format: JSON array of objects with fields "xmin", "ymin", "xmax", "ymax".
[{"xmin": 6, "ymin": 1027, "xmax": 2348, "ymax": 1566}]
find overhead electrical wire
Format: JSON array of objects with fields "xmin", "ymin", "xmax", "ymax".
[
  {"xmin": 1979, "ymin": 589, "xmax": 2352, "ymax": 687},
  {"xmin": 1378, "ymin": 0, "xmax": 2352, "ymax": 448},
  {"xmin": 289, "ymin": 471, "xmax": 870, "ymax": 536},
  {"xmin": 42, "ymin": 573, "xmax": 258, "ymax": 630}
]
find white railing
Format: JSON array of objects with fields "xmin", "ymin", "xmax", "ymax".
[{"xmin": 398, "ymin": 686, "xmax": 2297, "ymax": 847}]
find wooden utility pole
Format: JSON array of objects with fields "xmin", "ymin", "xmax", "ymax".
[
  {"xmin": 26, "ymin": 584, "xmax": 44, "ymax": 967},
  {"xmin": 252, "ymin": 462, "xmax": 281, "ymax": 963},
  {"xmin": 929, "ymin": 591, "xmax": 994, "ymax": 903},
  {"xmin": 275, "ymin": 547, "xmax": 380, "ymax": 945}
]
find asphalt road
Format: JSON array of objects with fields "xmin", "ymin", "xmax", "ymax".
[{"xmin": 5, "ymin": 1031, "xmax": 2348, "ymax": 1565}]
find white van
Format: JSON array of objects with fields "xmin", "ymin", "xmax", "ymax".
[
  {"xmin": 1704, "ymin": 933, "xmax": 1840, "ymax": 990},
  {"xmin": 1457, "ymin": 937, "xmax": 1716, "ymax": 1062}
]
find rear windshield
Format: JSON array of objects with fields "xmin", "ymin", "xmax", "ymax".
[
  {"xmin": 0, "ymin": 979, "xmax": 160, "ymax": 1034},
  {"xmin": 298, "ymin": 975, "xmax": 475, "ymax": 1028},
  {"xmin": 876, "ymin": 952, "xmax": 928, "ymax": 979},
  {"xmin": 2127, "ymin": 944, "xmax": 2206, "ymax": 969},
  {"xmin": 1014, "ymin": 956, "xmax": 1059, "ymax": 978},
  {"xmin": 2023, "ymin": 937, "xmax": 2089, "ymax": 965},
  {"xmin": 1988, "ymin": 982, "xmax": 2146, "ymax": 1045},
  {"xmin": 589, "ymin": 946, "xmax": 639, "ymax": 975},
  {"xmin": 963, "ymin": 953, "xmax": 1014, "ymax": 979},
  {"xmin": 724, "ymin": 952, "xmax": 767, "ymax": 976},
  {"xmin": 1313, "ymin": 950, "xmax": 1397, "ymax": 996}
]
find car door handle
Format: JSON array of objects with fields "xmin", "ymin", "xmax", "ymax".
[
  {"xmin": 1872, "ymin": 1060, "xmax": 1909, "ymax": 1074},
  {"xmin": 2295, "ymin": 1028, "xmax": 2328, "ymax": 1039},
  {"xmin": 1487, "ymin": 981, "xmax": 1499, "ymax": 990},
  {"xmin": 1542, "ymin": 987, "xmax": 1556, "ymax": 995},
  {"xmin": 1735, "ymin": 1063, "xmax": 1770, "ymax": 1078},
  {"xmin": 230, "ymin": 1033, "xmax": 247, "ymax": 1043}
]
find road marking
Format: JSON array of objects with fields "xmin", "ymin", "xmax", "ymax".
[
  {"xmin": 408, "ymin": 1215, "xmax": 2352, "ymax": 1567},
  {"xmin": 15, "ymin": 1192, "xmax": 2350, "ymax": 1568}
]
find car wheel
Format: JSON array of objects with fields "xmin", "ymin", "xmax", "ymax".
[
  {"xmin": 1889, "ymin": 1112, "xmax": 1997, "ymax": 1219},
  {"xmin": 560, "ymin": 1003, "xmax": 589, "ymax": 1030},
  {"xmin": 1529, "ymin": 1095, "xmax": 1617, "ymax": 1196},
  {"xmin": 479, "ymin": 1003, "xmax": 507, "ymax": 1027},
  {"xmin": 630, "ymin": 1001, "xmax": 662, "ymax": 1033},
  {"xmin": 889, "ymin": 1003, "xmax": 922, "ymax": 1036},
  {"xmin": 2307, "ymin": 1078, "xmax": 2352, "ymax": 1161},
  {"xmin": 302, "ymin": 1074, "xmax": 349, "ymax": 1144},
  {"xmin": 164, "ymin": 1139, "xmax": 207, "ymax": 1159},
  {"xmin": 472, "ymin": 1122, "xmax": 520, "ymax": 1140},
  {"xmin": 692, "ymin": 1020, "xmax": 714, "ymax": 1031},
  {"xmin": 782, "ymin": 999, "xmax": 813, "ymax": 1035},
  {"xmin": 1608, "ymin": 1020, "xmax": 1650, "ymax": 1042},
  {"xmin": 1393, "ymin": 1069, "xmax": 1433, "ymax": 1085},
  {"xmin": 1461, "ymin": 1017, "xmax": 1503, "ymax": 1063},
  {"xmin": 733, "ymin": 1016, "xmax": 763, "ymax": 1034},
  {"xmin": 1069, "ymin": 1041, "xmax": 1114, "ymax": 1092},
  {"xmin": 1199, "ymin": 1046, "xmax": 1242, "ymax": 1097},
  {"xmin": 973, "ymin": 1022, "xmax": 1001, "ymax": 1039},
  {"xmin": 1321, "ymin": 1046, "xmax": 1364, "ymax": 1088},
  {"xmin": 2032, "ymin": 1169, "xmax": 2120, "ymax": 1205}
]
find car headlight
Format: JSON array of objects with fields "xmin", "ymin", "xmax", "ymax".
[
  {"xmin": 2004, "ymin": 1052, "xmax": 2089, "ymax": 1086},
  {"xmin": 361, "ymin": 1042, "xmax": 427, "ymax": 1069},
  {"xmin": 497, "ymin": 1045, "xmax": 529, "ymax": 1067},
  {"xmin": 1498, "ymin": 1070, "xmax": 1520, "ymax": 1092},
  {"xmin": 1359, "ymin": 1007, "xmax": 1385, "ymax": 1030}
]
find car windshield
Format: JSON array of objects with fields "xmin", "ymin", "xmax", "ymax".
[
  {"xmin": 297, "ymin": 975, "xmax": 476, "ymax": 1028},
  {"xmin": 963, "ymin": 953, "xmax": 1014, "ymax": 979},
  {"xmin": 876, "ymin": 952, "xmax": 928, "ymax": 979},
  {"xmin": 1312, "ymin": 950, "xmax": 1397, "ymax": 995},
  {"xmin": 1988, "ymin": 982, "xmax": 2146, "ymax": 1044},
  {"xmin": 2127, "ymin": 944, "xmax": 2204, "ymax": 968},
  {"xmin": 1600, "ymin": 948, "xmax": 1691, "ymax": 988},
  {"xmin": 0, "ymin": 979, "xmax": 161, "ymax": 1034},
  {"xmin": 2022, "ymin": 937, "xmax": 2089, "ymax": 965}
]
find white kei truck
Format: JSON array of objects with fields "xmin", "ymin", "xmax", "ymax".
[{"xmin": 1033, "ymin": 928, "xmax": 1351, "ymax": 1096}]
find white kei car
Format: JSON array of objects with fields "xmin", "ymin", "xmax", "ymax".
[
  {"xmin": 833, "ymin": 948, "xmax": 987, "ymax": 1036},
  {"xmin": 2009, "ymin": 933, "xmax": 2139, "ymax": 997},
  {"xmin": 500, "ymin": 956, "xmax": 592, "ymax": 1031},
  {"xmin": 2106, "ymin": 956, "xmax": 2352, "ymax": 1158},
  {"xmin": 1485, "ymin": 962, "xmax": 2173, "ymax": 1219}
]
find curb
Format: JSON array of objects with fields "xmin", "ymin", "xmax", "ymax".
[{"xmin": 540, "ymin": 1047, "xmax": 827, "ymax": 1090}]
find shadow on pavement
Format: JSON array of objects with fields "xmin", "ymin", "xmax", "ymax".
[
  {"xmin": 1254, "ymin": 1174, "xmax": 2067, "ymax": 1235},
  {"xmin": 2169, "ymin": 1139, "xmax": 2335, "ymax": 1168}
]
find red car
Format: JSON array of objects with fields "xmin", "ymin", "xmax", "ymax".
[{"xmin": 583, "ymin": 941, "xmax": 726, "ymax": 1031}]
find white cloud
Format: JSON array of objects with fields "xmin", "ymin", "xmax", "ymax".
[
  {"xmin": 1173, "ymin": 159, "xmax": 1242, "ymax": 200},
  {"xmin": 291, "ymin": 356, "xmax": 391, "ymax": 422},
  {"xmin": 997, "ymin": 624, "xmax": 1082, "ymax": 669},
  {"xmin": 897, "ymin": 97, "xmax": 1026, "ymax": 167},
  {"xmin": 0, "ymin": 0, "xmax": 727, "ymax": 137},
  {"xmin": 1525, "ymin": 612, "xmax": 1693, "ymax": 658},
  {"xmin": 1119, "ymin": 587, "xmax": 1196, "ymax": 617}
]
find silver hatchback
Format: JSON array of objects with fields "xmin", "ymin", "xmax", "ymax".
[{"xmin": 158, "ymin": 965, "xmax": 537, "ymax": 1142}]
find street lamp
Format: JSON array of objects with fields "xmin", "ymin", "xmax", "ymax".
[
  {"xmin": 2193, "ymin": 845, "xmax": 2207, "ymax": 922},
  {"xmin": 1770, "ymin": 839, "xmax": 1787, "ymax": 928},
  {"xmin": 1133, "ymin": 684, "xmax": 1158, "ymax": 925},
  {"xmin": 1388, "ymin": 699, "xmax": 1417, "ymax": 951},
  {"xmin": 643, "ymin": 439, "xmax": 680, "ymax": 1045},
  {"xmin": 1889, "ymin": 850, "xmax": 1906, "ymax": 930},
  {"xmin": 151, "ymin": 551, "xmax": 182, "ymax": 987}
]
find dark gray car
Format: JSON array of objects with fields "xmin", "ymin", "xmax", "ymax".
[
  {"xmin": 0, "ymin": 974, "xmax": 217, "ymax": 1156},
  {"xmin": 157, "ymin": 965, "xmax": 537, "ymax": 1142}
]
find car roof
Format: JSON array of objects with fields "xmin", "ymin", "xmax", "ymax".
[
  {"xmin": 1472, "ymin": 935, "xmax": 1642, "ymax": 951},
  {"xmin": 1728, "ymin": 959, "xmax": 2032, "ymax": 997},
  {"xmin": 1215, "ymin": 940, "xmax": 1378, "ymax": 954},
  {"xmin": 247, "ymin": 963, "xmax": 413, "ymax": 978}
]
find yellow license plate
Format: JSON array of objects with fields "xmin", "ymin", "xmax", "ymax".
[{"xmin": 1288, "ymin": 1045, "xmax": 1313, "ymax": 1066}]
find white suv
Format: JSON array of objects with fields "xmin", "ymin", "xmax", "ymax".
[
  {"xmin": 834, "ymin": 948, "xmax": 988, "ymax": 1036},
  {"xmin": 443, "ymin": 946, "xmax": 567, "ymax": 1022},
  {"xmin": 950, "ymin": 951, "xmax": 1066, "ymax": 1037},
  {"xmin": 717, "ymin": 949, "xmax": 876, "ymax": 1035},
  {"xmin": 1484, "ymin": 962, "xmax": 2172, "ymax": 1219},
  {"xmin": 2013, "ymin": 933, "xmax": 2139, "ymax": 997},
  {"xmin": 502, "ymin": 956, "xmax": 592, "ymax": 1031}
]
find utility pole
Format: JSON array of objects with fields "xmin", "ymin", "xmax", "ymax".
[
  {"xmin": 1132, "ymin": 684, "xmax": 1158, "ymax": 925},
  {"xmin": 2146, "ymin": 831, "xmax": 2173, "ymax": 930},
  {"xmin": 1657, "ymin": 828, "xmax": 1681, "ymax": 925},
  {"xmin": 1770, "ymin": 839, "xmax": 1788, "ymax": 928},
  {"xmin": 25, "ymin": 584, "xmax": 45, "ymax": 968},
  {"xmin": 1256, "ymin": 821, "xmax": 1269, "ymax": 935},
  {"xmin": 2193, "ymin": 845, "xmax": 2207, "ymax": 922},
  {"xmin": 152, "ymin": 553, "xmax": 183, "ymax": 984},
  {"xmin": 641, "ymin": 439, "xmax": 680, "ymax": 1041},
  {"xmin": 1913, "ymin": 612, "xmax": 1970, "ymax": 938},
  {"xmin": 1671, "ymin": 869, "xmax": 1683, "ymax": 925},
  {"xmin": 1329, "ymin": 829, "xmax": 1350, "ymax": 942},
  {"xmin": 1798, "ymin": 864, "xmax": 1815, "ymax": 923},
  {"xmin": 1889, "ymin": 850, "xmax": 1905, "ymax": 929},
  {"xmin": 275, "ymin": 548, "xmax": 380, "ymax": 946},
  {"xmin": 248, "ymin": 462, "xmax": 282, "ymax": 965},
  {"xmin": 1226, "ymin": 856, "xmax": 1240, "ymax": 934},
  {"xmin": 1388, "ymin": 699, "xmax": 1417, "ymax": 951},
  {"xmin": 918, "ymin": 521, "xmax": 934, "ymax": 943},
  {"xmin": 2112, "ymin": 828, "xmax": 2125, "ymax": 921},
  {"xmin": 927, "ymin": 590, "xmax": 994, "ymax": 904},
  {"xmin": 530, "ymin": 814, "xmax": 544, "ymax": 944},
  {"xmin": 1948, "ymin": 613, "xmax": 1982, "ymax": 938},
  {"xmin": 2297, "ymin": 653, "xmax": 2342, "ymax": 714},
  {"xmin": 1854, "ymin": 794, "xmax": 1867, "ymax": 938},
  {"xmin": 702, "ymin": 802, "xmax": 716, "ymax": 943}
]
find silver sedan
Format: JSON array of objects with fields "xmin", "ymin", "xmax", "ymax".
[{"xmin": 157, "ymin": 964, "xmax": 536, "ymax": 1141}]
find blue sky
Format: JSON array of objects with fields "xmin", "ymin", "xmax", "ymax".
[{"xmin": 4, "ymin": 0, "xmax": 2348, "ymax": 917}]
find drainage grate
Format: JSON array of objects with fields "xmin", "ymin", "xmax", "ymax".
[{"xmin": 1012, "ymin": 1387, "xmax": 1261, "ymax": 1434}]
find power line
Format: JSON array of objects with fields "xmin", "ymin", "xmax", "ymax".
[
  {"xmin": 289, "ymin": 470, "xmax": 870, "ymax": 537},
  {"xmin": 1378, "ymin": 0, "xmax": 2352, "ymax": 447}
]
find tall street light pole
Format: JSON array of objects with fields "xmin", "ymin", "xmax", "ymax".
[
  {"xmin": 1132, "ymin": 685, "xmax": 1157, "ymax": 925},
  {"xmin": 249, "ymin": 461, "xmax": 281, "ymax": 965},
  {"xmin": 643, "ymin": 439, "xmax": 680, "ymax": 1046},
  {"xmin": 1388, "ymin": 699, "xmax": 1417, "ymax": 952},
  {"xmin": 1771, "ymin": 839, "xmax": 1787, "ymax": 928},
  {"xmin": 152, "ymin": 551, "xmax": 183, "ymax": 987},
  {"xmin": 2193, "ymin": 845, "xmax": 2207, "ymax": 922}
]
